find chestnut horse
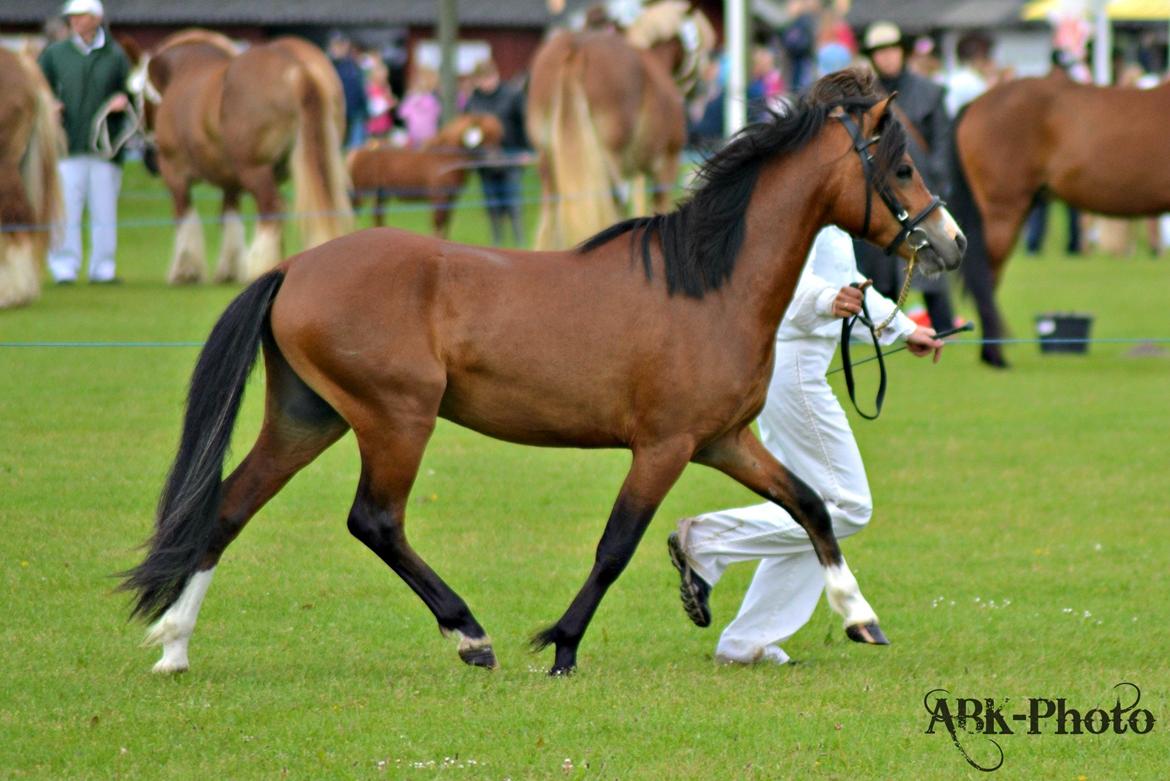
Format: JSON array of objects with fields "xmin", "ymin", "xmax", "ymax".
[
  {"xmin": 347, "ymin": 113, "xmax": 504, "ymax": 236},
  {"xmin": 527, "ymin": 1, "xmax": 716, "ymax": 250},
  {"xmin": 0, "ymin": 48, "xmax": 62, "ymax": 309},
  {"xmin": 142, "ymin": 30, "xmax": 352, "ymax": 284},
  {"xmin": 120, "ymin": 70, "xmax": 964, "ymax": 676},
  {"xmin": 952, "ymin": 69, "xmax": 1170, "ymax": 366}
]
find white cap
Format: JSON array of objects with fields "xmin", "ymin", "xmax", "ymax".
[
  {"xmin": 62, "ymin": 0, "xmax": 104, "ymax": 17},
  {"xmin": 862, "ymin": 21, "xmax": 902, "ymax": 53}
]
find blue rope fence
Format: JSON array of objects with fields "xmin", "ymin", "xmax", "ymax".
[
  {"xmin": 0, "ymin": 180, "xmax": 689, "ymax": 234},
  {"xmin": 4, "ymin": 337, "xmax": 1169, "ymax": 350}
]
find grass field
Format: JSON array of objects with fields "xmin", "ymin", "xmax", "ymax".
[{"xmin": 2, "ymin": 164, "xmax": 1168, "ymax": 779}]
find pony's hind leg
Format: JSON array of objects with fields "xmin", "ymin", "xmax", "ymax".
[
  {"xmin": 145, "ymin": 340, "xmax": 349, "ymax": 672},
  {"xmin": 695, "ymin": 428, "xmax": 887, "ymax": 645},
  {"xmin": 238, "ymin": 166, "xmax": 285, "ymax": 281},
  {"xmin": 348, "ymin": 418, "xmax": 497, "ymax": 669}
]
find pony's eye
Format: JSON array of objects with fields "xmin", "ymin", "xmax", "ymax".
[{"xmin": 896, "ymin": 164, "xmax": 913, "ymax": 180}]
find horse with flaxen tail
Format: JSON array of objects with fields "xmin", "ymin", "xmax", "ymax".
[
  {"xmin": 120, "ymin": 68, "xmax": 964, "ymax": 676},
  {"xmin": 951, "ymin": 69, "xmax": 1170, "ymax": 366},
  {"xmin": 139, "ymin": 30, "xmax": 352, "ymax": 285},
  {"xmin": 526, "ymin": 1, "xmax": 715, "ymax": 250}
]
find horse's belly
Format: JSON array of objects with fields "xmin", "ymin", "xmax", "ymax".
[{"xmin": 438, "ymin": 375, "xmax": 626, "ymax": 449}]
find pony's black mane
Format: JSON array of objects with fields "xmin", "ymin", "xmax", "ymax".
[{"xmin": 579, "ymin": 70, "xmax": 908, "ymax": 298}]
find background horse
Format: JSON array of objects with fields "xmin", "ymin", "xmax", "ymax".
[
  {"xmin": 347, "ymin": 113, "xmax": 504, "ymax": 236},
  {"xmin": 951, "ymin": 69, "xmax": 1170, "ymax": 366},
  {"xmin": 0, "ymin": 48, "xmax": 62, "ymax": 309},
  {"xmin": 143, "ymin": 30, "xmax": 352, "ymax": 284},
  {"xmin": 527, "ymin": 1, "xmax": 715, "ymax": 250},
  {"xmin": 120, "ymin": 69, "xmax": 964, "ymax": 677}
]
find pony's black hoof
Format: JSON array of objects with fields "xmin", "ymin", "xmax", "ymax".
[
  {"xmin": 845, "ymin": 622, "xmax": 889, "ymax": 645},
  {"xmin": 980, "ymin": 348, "xmax": 1010, "ymax": 369},
  {"xmin": 459, "ymin": 644, "xmax": 498, "ymax": 669},
  {"xmin": 548, "ymin": 664, "xmax": 576, "ymax": 677}
]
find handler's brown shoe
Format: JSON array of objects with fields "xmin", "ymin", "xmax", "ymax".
[{"xmin": 667, "ymin": 522, "xmax": 711, "ymax": 628}]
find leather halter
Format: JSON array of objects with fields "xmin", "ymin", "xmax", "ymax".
[
  {"xmin": 834, "ymin": 109, "xmax": 945, "ymax": 420},
  {"xmin": 836, "ymin": 111, "xmax": 942, "ymax": 256}
]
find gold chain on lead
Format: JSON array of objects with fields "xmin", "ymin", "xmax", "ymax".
[{"xmin": 873, "ymin": 247, "xmax": 918, "ymax": 336}]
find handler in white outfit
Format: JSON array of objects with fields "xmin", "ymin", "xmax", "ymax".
[{"xmin": 669, "ymin": 225, "xmax": 944, "ymax": 665}]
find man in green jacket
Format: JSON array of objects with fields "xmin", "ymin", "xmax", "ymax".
[{"xmin": 38, "ymin": 0, "xmax": 130, "ymax": 284}]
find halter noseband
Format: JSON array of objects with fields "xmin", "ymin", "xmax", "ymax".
[{"xmin": 837, "ymin": 111, "xmax": 942, "ymax": 256}]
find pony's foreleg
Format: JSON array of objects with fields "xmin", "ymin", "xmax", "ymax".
[
  {"xmin": 372, "ymin": 191, "xmax": 386, "ymax": 228},
  {"xmin": 144, "ymin": 343, "xmax": 349, "ymax": 673},
  {"xmin": 349, "ymin": 417, "xmax": 497, "ymax": 669},
  {"xmin": 213, "ymin": 190, "xmax": 246, "ymax": 283},
  {"xmin": 532, "ymin": 439, "xmax": 692, "ymax": 675},
  {"xmin": 694, "ymin": 428, "xmax": 887, "ymax": 645},
  {"xmin": 166, "ymin": 185, "xmax": 206, "ymax": 285},
  {"xmin": 432, "ymin": 197, "xmax": 452, "ymax": 238}
]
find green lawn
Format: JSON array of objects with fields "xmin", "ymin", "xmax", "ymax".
[{"xmin": 1, "ymin": 164, "xmax": 1167, "ymax": 779}]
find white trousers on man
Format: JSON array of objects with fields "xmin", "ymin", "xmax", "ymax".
[
  {"xmin": 48, "ymin": 156, "xmax": 122, "ymax": 283},
  {"xmin": 683, "ymin": 338, "xmax": 873, "ymax": 664}
]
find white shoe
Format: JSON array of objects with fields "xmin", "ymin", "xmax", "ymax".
[{"xmin": 715, "ymin": 644, "xmax": 791, "ymax": 666}]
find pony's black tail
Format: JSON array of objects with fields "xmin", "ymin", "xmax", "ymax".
[{"xmin": 119, "ymin": 270, "xmax": 285, "ymax": 621}]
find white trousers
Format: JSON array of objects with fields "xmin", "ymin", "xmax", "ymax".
[
  {"xmin": 48, "ymin": 156, "xmax": 122, "ymax": 282},
  {"xmin": 684, "ymin": 339, "xmax": 873, "ymax": 663}
]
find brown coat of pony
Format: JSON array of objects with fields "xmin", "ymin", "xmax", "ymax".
[
  {"xmin": 346, "ymin": 113, "xmax": 504, "ymax": 236},
  {"xmin": 121, "ymin": 70, "xmax": 966, "ymax": 677},
  {"xmin": 0, "ymin": 48, "xmax": 62, "ymax": 309}
]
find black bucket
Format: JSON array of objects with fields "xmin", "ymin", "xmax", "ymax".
[{"xmin": 1035, "ymin": 313, "xmax": 1093, "ymax": 354}]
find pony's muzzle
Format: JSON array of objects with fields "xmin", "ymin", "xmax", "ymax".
[{"xmin": 916, "ymin": 208, "xmax": 966, "ymax": 276}]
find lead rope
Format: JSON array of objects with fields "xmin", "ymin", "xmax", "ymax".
[
  {"xmin": 840, "ymin": 293, "xmax": 887, "ymax": 421},
  {"xmin": 841, "ymin": 244, "xmax": 920, "ymax": 419},
  {"xmin": 90, "ymin": 93, "xmax": 143, "ymax": 161}
]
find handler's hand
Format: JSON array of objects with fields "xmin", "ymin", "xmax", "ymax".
[
  {"xmin": 108, "ymin": 94, "xmax": 129, "ymax": 112},
  {"xmin": 906, "ymin": 325, "xmax": 945, "ymax": 363},
  {"xmin": 832, "ymin": 280, "xmax": 871, "ymax": 318}
]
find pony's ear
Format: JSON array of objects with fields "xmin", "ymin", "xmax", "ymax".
[{"xmin": 864, "ymin": 93, "xmax": 897, "ymax": 134}]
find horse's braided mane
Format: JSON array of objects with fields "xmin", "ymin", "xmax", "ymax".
[{"xmin": 579, "ymin": 67, "xmax": 908, "ymax": 298}]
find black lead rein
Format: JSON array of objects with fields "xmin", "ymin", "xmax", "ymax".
[{"xmin": 840, "ymin": 286, "xmax": 886, "ymax": 420}]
